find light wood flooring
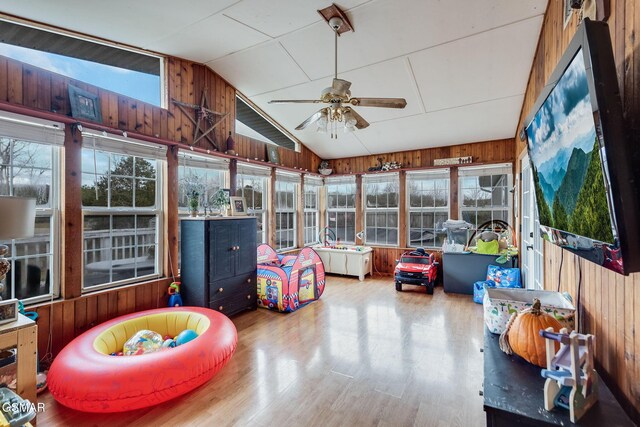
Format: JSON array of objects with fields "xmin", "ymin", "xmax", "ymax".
[{"xmin": 38, "ymin": 276, "xmax": 486, "ymax": 426}]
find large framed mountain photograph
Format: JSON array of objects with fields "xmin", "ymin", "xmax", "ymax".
[{"xmin": 525, "ymin": 19, "xmax": 640, "ymax": 275}]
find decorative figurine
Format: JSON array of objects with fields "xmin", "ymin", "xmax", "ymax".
[{"xmin": 540, "ymin": 328, "xmax": 599, "ymax": 423}]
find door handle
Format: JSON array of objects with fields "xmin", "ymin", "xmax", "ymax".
[{"xmin": 526, "ymin": 245, "xmax": 533, "ymax": 250}]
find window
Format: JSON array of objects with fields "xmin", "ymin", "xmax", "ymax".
[
  {"xmin": 304, "ymin": 176, "xmax": 322, "ymax": 245},
  {"xmin": 0, "ymin": 112, "xmax": 63, "ymax": 303},
  {"xmin": 275, "ymin": 172, "xmax": 300, "ymax": 251},
  {"xmin": 81, "ymin": 132, "xmax": 166, "ymax": 290},
  {"xmin": 459, "ymin": 164, "xmax": 512, "ymax": 232},
  {"xmin": 407, "ymin": 170, "xmax": 450, "ymax": 248},
  {"xmin": 0, "ymin": 19, "xmax": 163, "ymax": 106},
  {"xmin": 178, "ymin": 152, "xmax": 228, "ymax": 214},
  {"xmin": 177, "ymin": 152, "xmax": 228, "ymax": 268},
  {"xmin": 363, "ymin": 173, "xmax": 399, "ymax": 246},
  {"xmin": 237, "ymin": 164, "xmax": 271, "ymax": 244},
  {"xmin": 235, "ymin": 94, "xmax": 299, "ymax": 151},
  {"xmin": 325, "ymin": 177, "xmax": 356, "ymax": 244}
]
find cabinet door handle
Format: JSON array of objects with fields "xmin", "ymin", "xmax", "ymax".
[
  {"xmin": 246, "ymin": 278, "xmax": 251, "ymax": 283},
  {"xmin": 218, "ymin": 305, "xmax": 224, "ymax": 311},
  {"xmin": 218, "ymin": 287, "xmax": 224, "ymax": 293},
  {"xmin": 236, "ymin": 246, "xmax": 240, "ymax": 251},
  {"xmin": 247, "ymin": 295, "xmax": 251, "ymax": 299}
]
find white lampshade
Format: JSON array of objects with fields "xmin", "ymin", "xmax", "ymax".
[{"xmin": 0, "ymin": 196, "xmax": 36, "ymax": 240}]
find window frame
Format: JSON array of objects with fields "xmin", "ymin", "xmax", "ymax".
[
  {"xmin": 237, "ymin": 166, "xmax": 271, "ymax": 244},
  {"xmin": 303, "ymin": 178, "xmax": 322, "ymax": 246},
  {"xmin": 363, "ymin": 173, "xmax": 400, "ymax": 246},
  {"xmin": 325, "ymin": 177, "xmax": 357, "ymax": 244},
  {"xmin": 80, "ymin": 133, "xmax": 165, "ymax": 292},
  {"xmin": 406, "ymin": 169, "xmax": 450, "ymax": 249},
  {"xmin": 0, "ymin": 113, "xmax": 63, "ymax": 304},
  {"xmin": 274, "ymin": 179, "xmax": 297, "ymax": 252},
  {"xmin": 458, "ymin": 163, "xmax": 513, "ymax": 233},
  {"xmin": 177, "ymin": 151, "xmax": 229, "ymax": 269},
  {"xmin": 0, "ymin": 19, "xmax": 165, "ymax": 107}
]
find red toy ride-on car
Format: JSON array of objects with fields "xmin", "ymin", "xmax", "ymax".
[{"xmin": 394, "ymin": 248, "xmax": 439, "ymax": 294}]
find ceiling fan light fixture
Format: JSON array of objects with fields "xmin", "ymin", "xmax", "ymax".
[{"xmin": 270, "ymin": 5, "xmax": 406, "ymax": 139}]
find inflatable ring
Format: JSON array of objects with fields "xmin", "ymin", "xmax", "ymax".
[{"xmin": 48, "ymin": 307, "xmax": 237, "ymax": 413}]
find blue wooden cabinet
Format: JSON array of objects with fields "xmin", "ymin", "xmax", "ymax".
[{"xmin": 180, "ymin": 217, "xmax": 257, "ymax": 316}]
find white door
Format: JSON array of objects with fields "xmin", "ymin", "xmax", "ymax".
[{"xmin": 521, "ymin": 156, "xmax": 545, "ymax": 290}]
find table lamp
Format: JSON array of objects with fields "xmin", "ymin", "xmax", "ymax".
[{"xmin": 0, "ymin": 196, "xmax": 36, "ymax": 287}]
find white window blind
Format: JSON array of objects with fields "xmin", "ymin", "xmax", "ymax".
[
  {"xmin": 304, "ymin": 175, "xmax": 323, "ymax": 187},
  {"xmin": 325, "ymin": 175, "xmax": 356, "ymax": 185},
  {"xmin": 179, "ymin": 151, "xmax": 228, "ymax": 171},
  {"xmin": 82, "ymin": 132, "xmax": 167, "ymax": 160},
  {"xmin": 276, "ymin": 170, "xmax": 301, "ymax": 184},
  {"xmin": 237, "ymin": 163, "xmax": 272, "ymax": 177},
  {"xmin": 459, "ymin": 163, "xmax": 512, "ymax": 177},
  {"xmin": 407, "ymin": 168, "xmax": 450, "ymax": 180},
  {"xmin": 0, "ymin": 110, "xmax": 64, "ymax": 145},
  {"xmin": 362, "ymin": 172, "xmax": 399, "ymax": 184}
]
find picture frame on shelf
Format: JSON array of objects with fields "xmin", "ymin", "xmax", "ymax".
[
  {"xmin": 68, "ymin": 84, "xmax": 103, "ymax": 123},
  {"xmin": 0, "ymin": 299, "xmax": 18, "ymax": 326},
  {"xmin": 230, "ymin": 196, "xmax": 247, "ymax": 216},
  {"xmin": 266, "ymin": 145, "xmax": 279, "ymax": 164}
]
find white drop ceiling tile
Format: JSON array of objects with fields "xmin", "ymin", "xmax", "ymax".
[
  {"xmin": 338, "ymin": 58, "xmax": 423, "ymax": 122},
  {"xmin": 280, "ymin": 0, "xmax": 546, "ymax": 80},
  {"xmin": 411, "ymin": 16, "xmax": 544, "ymax": 112},
  {"xmin": 144, "ymin": 14, "xmax": 270, "ymax": 63},
  {"xmin": 207, "ymin": 42, "xmax": 310, "ymax": 96},
  {"xmin": 356, "ymin": 96, "xmax": 523, "ymax": 155},
  {"xmin": 298, "ymin": 133, "xmax": 369, "ymax": 160},
  {"xmin": 223, "ymin": 0, "xmax": 371, "ymax": 38},
  {"xmin": 1, "ymin": 0, "xmax": 240, "ymax": 47}
]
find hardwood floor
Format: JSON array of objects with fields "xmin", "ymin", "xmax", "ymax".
[{"xmin": 38, "ymin": 276, "xmax": 486, "ymax": 426}]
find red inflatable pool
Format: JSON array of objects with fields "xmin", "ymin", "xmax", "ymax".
[{"xmin": 47, "ymin": 307, "xmax": 237, "ymax": 412}]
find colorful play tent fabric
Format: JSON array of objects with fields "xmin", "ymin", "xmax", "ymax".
[{"xmin": 256, "ymin": 244, "xmax": 325, "ymax": 312}]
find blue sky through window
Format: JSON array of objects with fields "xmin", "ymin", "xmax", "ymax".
[{"xmin": 0, "ymin": 43, "xmax": 161, "ymax": 106}]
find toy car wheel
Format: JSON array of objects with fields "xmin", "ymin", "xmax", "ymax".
[
  {"xmin": 395, "ymin": 281, "xmax": 402, "ymax": 292},
  {"xmin": 426, "ymin": 281, "xmax": 434, "ymax": 295}
]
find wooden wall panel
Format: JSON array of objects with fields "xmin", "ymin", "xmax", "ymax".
[
  {"xmin": 0, "ymin": 54, "xmax": 321, "ymax": 171},
  {"xmin": 0, "ymin": 51, "xmax": 321, "ymax": 361},
  {"xmin": 33, "ymin": 278, "xmax": 170, "ymax": 361},
  {"xmin": 327, "ymin": 138, "xmax": 515, "ymax": 174},
  {"xmin": 515, "ymin": 1, "xmax": 640, "ymax": 421}
]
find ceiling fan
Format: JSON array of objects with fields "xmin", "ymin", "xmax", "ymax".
[{"xmin": 269, "ymin": 15, "xmax": 407, "ymax": 138}]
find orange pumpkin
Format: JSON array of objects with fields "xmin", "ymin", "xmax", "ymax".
[{"xmin": 500, "ymin": 299, "xmax": 562, "ymax": 367}]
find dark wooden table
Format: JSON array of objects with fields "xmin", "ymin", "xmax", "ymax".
[{"xmin": 483, "ymin": 328, "xmax": 633, "ymax": 426}]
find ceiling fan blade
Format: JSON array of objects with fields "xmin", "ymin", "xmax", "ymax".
[
  {"xmin": 295, "ymin": 109, "xmax": 326, "ymax": 130},
  {"xmin": 269, "ymin": 99, "xmax": 322, "ymax": 104},
  {"xmin": 347, "ymin": 108, "xmax": 370, "ymax": 129},
  {"xmin": 332, "ymin": 78, "xmax": 352, "ymax": 96},
  {"xmin": 350, "ymin": 97, "xmax": 407, "ymax": 108}
]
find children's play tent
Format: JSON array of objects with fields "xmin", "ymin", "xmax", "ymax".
[{"xmin": 256, "ymin": 244, "xmax": 325, "ymax": 312}]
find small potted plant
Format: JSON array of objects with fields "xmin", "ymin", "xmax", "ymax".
[
  {"xmin": 188, "ymin": 190, "xmax": 200, "ymax": 217},
  {"xmin": 211, "ymin": 189, "xmax": 230, "ymax": 216},
  {"xmin": 318, "ymin": 160, "xmax": 332, "ymax": 176}
]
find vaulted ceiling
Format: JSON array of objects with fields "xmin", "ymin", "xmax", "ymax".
[{"xmin": 1, "ymin": 0, "xmax": 547, "ymax": 159}]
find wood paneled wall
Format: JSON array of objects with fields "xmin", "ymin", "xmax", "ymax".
[
  {"xmin": 0, "ymin": 51, "xmax": 320, "ymax": 359},
  {"xmin": 32, "ymin": 278, "xmax": 171, "ymax": 360},
  {"xmin": 0, "ymin": 55, "xmax": 321, "ymax": 171},
  {"xmin": 515, "ymin": 1, "xmax": 640, "ymax": 421},
  {"xmin": 327, "ymin": 138, "xmax": 515, "ymax": 175}
]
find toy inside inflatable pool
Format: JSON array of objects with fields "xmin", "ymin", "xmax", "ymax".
[{"xmin": 47, "ymin": 307, "xmax": 237, "ymax": 412}]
